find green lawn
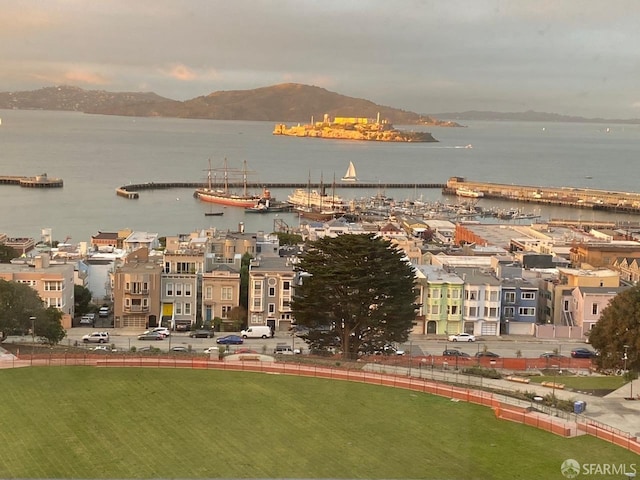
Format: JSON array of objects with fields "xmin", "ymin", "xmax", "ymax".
[
  {"xmin": 0, "ymin": 367, "xmax": 636, "ymax": 479},
  {"xmin": 529, "ymin": 374, "xmax": 628, "ymax": 391}
]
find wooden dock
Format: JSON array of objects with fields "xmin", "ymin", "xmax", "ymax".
[
  {"xmin": 445, "ymin": 177, "xmax": 640, "ymax": 215},
  {"xmin": 0, "ymin": 173, "xmax": 63, "ymax": 188}
]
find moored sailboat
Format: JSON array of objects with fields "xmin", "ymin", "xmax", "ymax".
[{"xmin": 341, "ymin": 161, "xmax": 358, "ymax": 182}]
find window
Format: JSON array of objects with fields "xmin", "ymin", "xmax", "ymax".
[
  {"xmin": 184, "ymin": 302, "xmax": 191, "ymax": 315},
  {"xmin": 504, "ymin": 291, "xmax": 516, "ymax": 303},
  {"xmin": 484, "ymin": 290, "xmax": 498, "ymax": 302},
  {"xmin": 447, "ymin": 305, "xmax": 458, "ymax": 315},
  {"xmin": 268, "ymin": 303, "xmax": 275, "ymax": 314},
  {"xmin": 519, "ymin": 307, "xmax": 535, "ymax": 316},
  {"xmin": 521, "ymin": 291, "xmax": 535, "ymax": 300},
  {"xmin": 283, "ymin": 281, "xmax": 290, "ymax": 291},
  {"xmin": 563, "ymin": 299, "xmax": 570, "ymax": 311},
  {"xmin": 125, "ymin": 298, "xmax": 131, "ymax": 307},
  {"xmin": 185, "ymin": 283, "xmax": 192, "ymax": 296},
  {"xmin": 44, "ymin": 281, "xmax": 62, "ymax": 291},
  {"xmin": 269, "ymin": 286, "xmax": 276, "ymax": 297},
  {"xmin": 222, "ymin": 305, "xmax": 232, "ymax": 318},
  {"xmin": 176, "ymin": 283, "xmax": 182, "ymax": 296},
  {"xmin": 592, "ymin": 303, "xmax": 598, "ymax": 315},
  {"xmin": 142, "ymin": 298, "xmax": 148, "ymax": 308},
  {"xmin": 466, "ymin": 290, "xmax": 478, "ymax": 301},
  {"xmin": 503, "ymin": 306, "xmax": 515, "ymax": 318},
  {"xmin": 467, "ymin": 306, "xmax": 478, "ymax": 317},
  {"xmin": 175, "ymin": 302, "xmax": 182, "ymax": 315},
  {"xmin": 221, "ymin": 287, "xmax": 233, "ymax": 301},
  {"xmin": 166, "ymin": 283, "xmax": 173, "ymax": 296},
  {"xmin": 205, "ymin": 286, "xmax": 212, "ymax": 300},
  {"xmin": 430, "ymin": 304, "xmax": 440, "ymax": 315}
]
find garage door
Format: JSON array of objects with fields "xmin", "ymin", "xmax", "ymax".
[{"xmin": 481, "ymin": 322, "xmax": 497, "ymax": 336}]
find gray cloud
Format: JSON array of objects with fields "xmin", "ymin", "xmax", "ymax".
[{"xmin": 1, "ymin": 0, "xmax": 639, "ymax": 117}]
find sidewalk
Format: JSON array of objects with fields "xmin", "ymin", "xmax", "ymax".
[{"xmin": 364, "ymin": 363, "xmax": 640, "ymax": 440}]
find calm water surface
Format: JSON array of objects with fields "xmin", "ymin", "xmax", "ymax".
[{"xmin": 1, "ymin": 109, "xmax": 639, "ymax": 243}]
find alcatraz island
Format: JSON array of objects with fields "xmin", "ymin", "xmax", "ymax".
[{"xmin": 273, "ymin": 113, "xmax": 438, "ymax": 143}]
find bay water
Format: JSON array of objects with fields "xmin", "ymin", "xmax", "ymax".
[{"xmin": 1, "ymin": 109, "xmax": 639, "ymax": 244}]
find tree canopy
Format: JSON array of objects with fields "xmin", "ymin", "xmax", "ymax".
[
  {"xmin": 589, "ymin": 285, "xmax": 639, "ymax": 371},
  {"xmin": 74, "ymin": 284, "xmax": 93, "ymax": 316},
  {"xmin": 0, "ymin": 280, "xmax": 66, "ymax": 345},
  {"xmin": 290, "ymin": 234, "xmax": 418, "ymax": 359}
]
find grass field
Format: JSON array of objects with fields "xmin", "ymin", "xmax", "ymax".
[{"xmin": 0, "ymin": 367, "xmax": 636, "ymax": 479}]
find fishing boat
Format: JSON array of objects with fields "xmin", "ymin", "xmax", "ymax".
[
  {"xmin": 341, "ymin": 161, "xmax": 358, "ymax": 182},
  {"xmin": 194, "ymin": 158, "xmax": 263, "ymax": 207}
]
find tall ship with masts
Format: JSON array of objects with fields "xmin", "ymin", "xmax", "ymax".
[{"xmin": 194, "ymin": 158, "xmax": 265, "ymax": 207}]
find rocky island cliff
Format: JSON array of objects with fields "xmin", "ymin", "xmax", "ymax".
[{"xmin": 274, "ymin": 113, "xmax": 438, "ymax": 143}]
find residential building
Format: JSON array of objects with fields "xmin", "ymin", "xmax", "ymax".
[
  {"xmin": 123, "ymin": 231, "xmax": 160, "ymax": 253},
  {"xmin": 456, "ymin": 267, "xmax": 502, "ymax": 337},
  {"xmin": 248, "ymin": 256, "xmax": 296, "ymax": 332},
  {"xmin": 414, "ymin": 265, "xmax": 464, "ymax": 335},
  {"xmin": 570, "ymin": 240, "xmax": 640, "ymax": 268},
  {"xmin": 161, "ymin": 234, "xmax": 206, "ymax": 331},
  {"xmin": 112, "ymin": 248, "xmax": 163, "ymax": 329},
  {"xmin": 571, "ymin": 286, "xmax": 629, "ymax": 333},
  {"xmin": 201, "ymin": 260, "xmax": 241, "ymax": 330},
  {"xmin": 493, "ymin": 257, "xmax": 539, "ymax": 335},
  {"xmin": 0, "ymin": 254, "xmax": 75, "ymax": 328},
  {"xmin": 611, "ymin": 256, "xmax": 640, "ymax": 284}
]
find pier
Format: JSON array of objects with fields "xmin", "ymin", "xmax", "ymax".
[
  {"xmin": 116, "ymin": 181, "xmax": 446, "ymax": 199},
  {"xmin": 0, "ymin": 173, "xmax": 63, "ymax": 188},
  {"xmin": 445, "ymin": 177, "xmax": 640, "ymax": 215}
]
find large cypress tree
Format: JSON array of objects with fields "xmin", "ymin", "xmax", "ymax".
[
  {"xmin": 291, "ymin": 233, "xmax": 418, "ymax": 359},
  {"xmin": 589, "ymin": 285, "xmax": 640, "ymax": 371}
]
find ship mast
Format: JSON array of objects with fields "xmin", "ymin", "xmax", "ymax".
[
  {"xmin": 243, "ymin": 160, "xmax": 248, "ymax": 197},
  {"xmin": 223, "ymin": 158, "xmax": 229, "ymax": 194}
]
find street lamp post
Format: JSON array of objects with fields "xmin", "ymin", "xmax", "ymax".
[{"xmin": 30, "ymin": 316, "xmax": 36, "ymax": 343}]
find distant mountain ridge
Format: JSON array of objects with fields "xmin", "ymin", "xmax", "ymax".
[
  {"xmin": 0, "ymin": 83, "xmax": 456, "ymax": 125},
  {"xmin": 432, "ymin": 109, "xmax": 640, "ymax": 125}
]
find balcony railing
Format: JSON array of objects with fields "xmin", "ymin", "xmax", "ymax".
[{"xmin": 124, "ymin": 305, "xmax": 149, "ymax": 312}]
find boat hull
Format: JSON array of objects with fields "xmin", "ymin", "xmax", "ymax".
[{"xmin": 195, "ymin": 189, "xmax": 259, "ymax": 207}]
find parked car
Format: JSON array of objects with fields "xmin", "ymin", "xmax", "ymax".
[
  {"xmin": 79, "ymin": 314, "xmax": 95, "ymax": 325},
  {"xmin": 138, "ymin": 331, "xmax": 165, "ymax": 341},
  {"xmin": 448, "ymin": 333, "xmax": 476, "ymax": 342},
  {"xmin": 571, "ymin": 348, "xmax": 597, "ymax": 359},
  {"xmin": 170, "ymin": 346, "xmax": 189, "ymax": 353},
  {"xmin": 189, "ymin": 329, "xmax": 215, "ymax": 338},
  {"xmin": 539, "ymin": 352, "xmax": 565, "ymax": 359},
  {"xmin": 443, "ymin": 349, "xmax": 470, "ymax": 357},
  {"xmin": 216, "ymin": 335, "xmax": 244, "ymax": 345},
  {"xmin": 203, "ymin": 346, "xmax": 219, "ymax": 354},
  {"xmin": 152, "ymin": 327, "xmax": 171, "ymax": 337},
  {"xmin": 92, "ymin": 345, "xmax": 116, "ymax": 353},
  {"xmin": 372, "ymin": 344, "xmax": 405, "ymax": 356},
  {"xmin": 475, "ymin": 351, "xmax": 500, "ymax": 358},
  {"xmin": 98, "ymin": 306, "xmax": 110, "ymax": 318},
  {"xmin": 82, "ymin": 332, "xmax": 110, "ymax": 344}
]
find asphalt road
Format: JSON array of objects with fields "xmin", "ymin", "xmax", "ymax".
[{"xmin": 53, "ymin": 326, "xmax": 587, "ymax": 358}]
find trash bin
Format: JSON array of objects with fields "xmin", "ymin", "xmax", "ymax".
[{"xmin": 573, "ymin": 401, "xmax": 585, "ymax": 414}]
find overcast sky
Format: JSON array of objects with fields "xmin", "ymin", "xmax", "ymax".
[{"xmin": 2, "ymin": 0, "xmax": 639, "ymax": 118}]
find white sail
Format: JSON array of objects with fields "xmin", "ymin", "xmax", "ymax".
[{"xmin": 341, "ymin": 161, "xmax": 357, "ymax": 182}]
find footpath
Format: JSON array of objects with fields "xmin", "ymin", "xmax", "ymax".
[{"xmin": 364, "ymin": 362, "xmax": 640, "ymax": 441}]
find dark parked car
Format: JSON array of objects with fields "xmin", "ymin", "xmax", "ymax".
[
  {"xmin": 216, "ymin": 335, "xmax": 244, "ymax": 345},
  {"xmin": 138, "ymin": 331, "xmax": 165, "ymax": 341},
  {"xmin": 539, "ymin": 352, "xmax": 565, "ymax": 359},
  {"xmin": 475, "ymin": 351, "xmax": 500, "ymax": 358},
  {"xmin": 571, "ymin": 348, "xmax": 597, "ymax": 359},
  {"xmin": 170, "ymin": 346, "xmax": 189, "ymax": 353},
  {"xmin": 189, "ymin": 329, "xmax": 215, "ymax": 338},
  {"xmin": 443, "ymin": 349, "xmax": 470, "ymax": 357}
]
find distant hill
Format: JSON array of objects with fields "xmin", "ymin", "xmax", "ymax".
[
  {"xmin": 430, "ymin": 109, "xmax": 640, "ymax": 125},
  {"xmin": 0, "ymin": 83, "xmax": 459, "ymax": 126}
]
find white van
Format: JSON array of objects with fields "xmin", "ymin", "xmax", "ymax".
[{"xmin": 241, "ymin": 326, "xmax": 273, "ymax": 339}]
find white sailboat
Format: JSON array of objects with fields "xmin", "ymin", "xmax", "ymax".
[{"xmin": 341, "ymin": 161, "xmax": 358, "ymax": 182}]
